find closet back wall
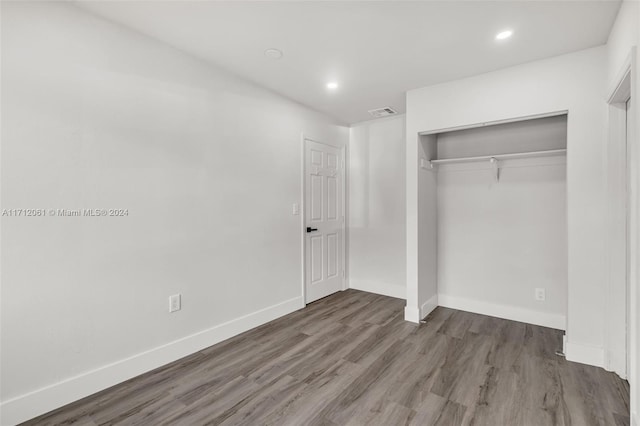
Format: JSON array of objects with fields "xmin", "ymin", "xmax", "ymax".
[{"xmin": 436, "ymin": 117, "xmax": 568, "ymax": 329}]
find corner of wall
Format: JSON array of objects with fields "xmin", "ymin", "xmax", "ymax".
[
  {"xmin": 420, "ymin": 294, "xmax": 438, "ymax": 319},
  {"xmin": 403, "ymin": 294, "xmax": 437, "ymax": 324},
  {"xmin": 565, "ymin": 341, "xmax": 605, "ymax": 368},
  {"xmin": 404, "ymin": 306, "xmax": 420, "ymax": 323}
]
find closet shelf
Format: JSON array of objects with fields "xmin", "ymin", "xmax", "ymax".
[{"xmin": 430, "ymin": 148, "xmax": 567, "ymax": 166}]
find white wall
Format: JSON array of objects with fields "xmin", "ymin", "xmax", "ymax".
[
  {"xmin": 406, "ymin": 47, "xmax": 607, "ymax": 366},
  {"xmin": 436, "ymin": 161, "xmax": 567, "ymax": 329},
  {"xmin": 605, "ymin": 1, "xmax": 640, "ymax": 424},
  {"xmin": 604, "ymin": 0, "xmax": 638, "ymax": 384},
  {"xmin": 635, "ymin": 14, "xmax": 640, "ymax": 416},
  {"xmin": 606, "ymin": 1, "xmax": 639, "ymax": 86},
  {"xmin": 435, "ymin": 115, "xmax": 568, "ymax": 158},
  {"xmin": 417, "ymin": 135, "xmax": 440, "ymax": 321},
  {"xmin": 404, "ymin": 132, "xmax": 438, "ymax": 323},
  {"xmin": 435, "ymin": 118, "xmax": 568, "ymax": 330},
  {"xmin": 348, "ymin": 116, "xmax": 406, "ymax": 299},
  {"xmin": 0, "ymin": 2, "xmax": 347, "ymax": 424}
]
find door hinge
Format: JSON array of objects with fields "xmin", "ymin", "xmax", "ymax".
[{"xmin": 342, "ymin": 270, "xmax": 345, "ymax": 278}]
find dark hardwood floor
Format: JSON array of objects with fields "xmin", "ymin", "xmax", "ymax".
[{"xmin": 23, "ymin": 289, "xmax": 630, "ymax": 425}]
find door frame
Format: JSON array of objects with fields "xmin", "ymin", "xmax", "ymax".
[
  {"xmin": 605, "ymin": 47, "xmax": 636, "ymax": 380},
  {"xmin": 300, "ymin": 134, "xmax": 347, "ymax": 305}
]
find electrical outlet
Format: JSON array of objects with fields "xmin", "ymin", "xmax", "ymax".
[
  {"xmin": 535, "ymin": 288, "xmax": 546, "ymax": 301},
  {"xmin": 292, "ymin": 203, "xmax": 300, "ymax": 215},
  {"xmin": 169, "ymin": 294, "xmax": 181, "ymax": 312}
]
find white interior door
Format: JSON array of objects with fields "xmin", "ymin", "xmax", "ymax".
[{"xmin": 304, "ymin": 139, "xmax": 344, "ymax": 303}]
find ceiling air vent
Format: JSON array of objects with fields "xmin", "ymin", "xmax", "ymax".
[{"xmin": 368, "ymin": 107, "xmax": 398, "ymax": 118}]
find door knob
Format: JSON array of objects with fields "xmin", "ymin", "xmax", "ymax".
[{"xmin": 306, "ymin": 227, "xmax": 318, "ymax": 233}]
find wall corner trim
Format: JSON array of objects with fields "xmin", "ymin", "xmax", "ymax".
[
  {"xmin": 565, "ymin": 341, "xmax": 606, "ymax": 368},
  {"xmin": 420, "ymin": 294, "xmax": 438, "ymax": 319},
  {"xmin": 0, "ymin": 296, "xmax": 304, "ymax": 426},
  {"xmin": 404, "ymin": 295, "xmax": 438, "ymax": 324},
  {"xmin": 404, "ymin": 306, "xmax": 421, "ymax": 323}
]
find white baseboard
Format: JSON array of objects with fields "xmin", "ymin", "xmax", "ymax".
[
  {"xmin": 0, "ymin": 296, "xmax": 304, "ymax": 426},
  {"xmin": 404, "ymin": 294, "xmax": 438, "ymax": 323},
  {"xmin": 349, "ymin": 279, "xmax": 405, "ymax": 299},
  {"xmin": 421, "ymin": 294, "xmax": 438, "ymax": 319},
  {"xmin": 437, "ymin": 294, "xmax": 566, "ymax": 331},
  {"xmin": 604, "ymin": 349, "xmax": 628, "ymax": 379},
  {"xmin": 404, "ymin": 306, "xmax": 420, "ymax": 323},
  {"xmin": 565, "ymin": 341, "xmax": 605, "ymax": 369}
]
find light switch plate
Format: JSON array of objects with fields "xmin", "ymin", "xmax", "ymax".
[{"xmin": 169, "ymin": 294, "xmax": 181, "ymax": 312}]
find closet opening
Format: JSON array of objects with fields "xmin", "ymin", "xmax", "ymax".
[{"xmin": 415, "ymin": 112, "xmax": 569, "ymax": 334}]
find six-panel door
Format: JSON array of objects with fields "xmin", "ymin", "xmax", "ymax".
[{"xmin": 305, "ymin": 140, "xmax": 344, "ymax": 303}]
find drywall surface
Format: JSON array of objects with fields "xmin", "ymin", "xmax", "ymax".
[
  {"xmin": 606, "ymin": 0, "xmax": 639, "ymax": 88},
  {"xmin": 435, "ymin": 115, "xmax": 567, "ymax": 159},
  {"xmin": 436, "ymin": 116, "xmax": 568, "ymax": 329},
  {"xmin": 437, "ymin": 158, "xmax": 568, "ymax": 329},
  {"xmin": 348, "ymin": 116, "xmax": 406, "ymax": 299},
  {"xmin": 605, "ymin": 1, "xmax": 639, "ymax": 421},
  {"xmin": 406, "ymin": 47, "xmax": 607, "ymax": 364},
  {"xmin": 0, "ymin": 2, "xmax": 347, "ymax": 423},
  {"xmin": 405, "ymin": 131, "xmax": 438, "ymax": 323},
  {"xmin": 636, "ymin": 5, "xmax": 639, "ymax": 423}
]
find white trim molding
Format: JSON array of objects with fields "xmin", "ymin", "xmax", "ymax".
[
  {"xmin": 0, "ymin": 296, "xmax": 304, "ymax": 426},
  {"xmin": 421, "ymin": 294, "xmax": 438, "ymax": 319},
  {"xmin": 565, "ymin": 341, "xmax": 605, "ymax": 369},
  {"xmin": 417, "ymin": 110, "xmax": 568, "ymax": 136},
  {"xmin": 404, "ymin": 306, "xmax": 421, "ymax": 323},
  {"xmin": 404, "ymin": 294, "xmax": 438, "ymax": 323},
  {"xmin": 349, "ymin": 280, "xmax": 406, "ymax": 299},
  {"xmin": 604, "ymin": 46, "xmax": 637, "ymax": 385},
  {"xmin": 438, "ymin": 294, "xmax": 566, "ymax": 331},
  {"xmin": 606, "ymin": 48, "xmax": 634, "ymax": 103}
]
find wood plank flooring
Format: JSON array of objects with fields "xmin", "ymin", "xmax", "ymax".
[{"xmin": 22, "ymin": 289, "xmax": 630, "ymax": 425}]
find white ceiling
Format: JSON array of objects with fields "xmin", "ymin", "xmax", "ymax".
[{"xmin": 76, "ymin": 1, "xmax": 621, "ymax": 124}]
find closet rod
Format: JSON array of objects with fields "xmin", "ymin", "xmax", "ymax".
[{"xmin": 429, "ymin": 148, "xmax": 566, "ymax": 166}]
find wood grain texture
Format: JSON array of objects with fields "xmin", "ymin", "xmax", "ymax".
[{"xmin": 21, "ymin": 290, "xmax": 630, "ymax": 426}]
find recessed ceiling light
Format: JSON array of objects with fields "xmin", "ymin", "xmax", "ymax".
[
  {"xmin": 495, "ymin": 30, "xmax": 513, "ymax": 40},
  {"xmin": 264, "ymin": 48, "xmax": 283, "ymax": 59},
  {"xmin": 326, "ymin": 81, "xmax": 339, "ymax": 90}
]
